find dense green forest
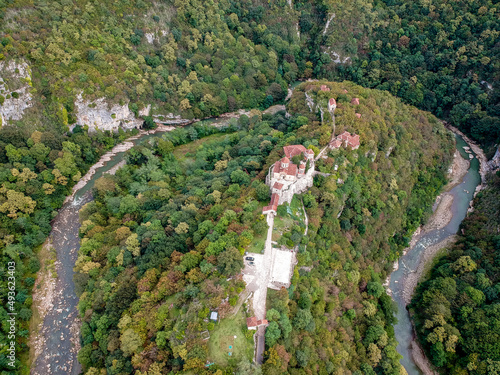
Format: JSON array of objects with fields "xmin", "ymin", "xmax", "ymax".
[
  {"xmin": 0, "ymin": 124, "xmax": 133, "ymax": 371},
  {"xmin": 307, "ymin": 0, "xmax": 500, "ymax": 150},
  {"xmin": 73, "ymin": 82, "xmax": 454, "ymax": 374},
  {"xmin": 0, "ymin": 0, "xmax": 499, "ymax": 373},
  {"xmin": 410, "ymin": 173, "xmax": 500, "ymax": 374}
]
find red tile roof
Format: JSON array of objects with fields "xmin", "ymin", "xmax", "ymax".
[
  {"xmin": 330, "ymin": 139, "xmax": 342, "ymax": 148},
  {"xmin": 351, "ymin": 97, "xmax": 360, "ymax": 105},
  {"xmin": 306, "ymin": 149, "xmax": 314, "ymax": 155},
  {"xmin": 270, "ymin": 193, "xmax": 280, "ymax": 206},
  {"xmin": 356, "ymin": 113, "xmax": 361, "ymax": 118},
  {"xmin": 273, "ymin": 160, "xmax": 297, "ymax": 177},
  {"xmin": 335, "ymin": 131, "xmax": 360, "ymax": 149},
  {"xmin": 281, "ymin": 156, "xmax": 290, "ymax": 164},
  {"xmin": 283, "ymin": 145, "xmax": 307, "ymax": 159},
  {"xmin": 262, "ymin": 205, "xmax": 277, "ymax": 213},
  {"xmin": 329, "ymin": 98, "xmax": 336, "ymax": 107},
  {"xmin": 320, "ymin": 85, "xmax": 330, "ymax": 92},
  {"xmin": 273, "ymin": 182, "xmax": 284, "ymax": 190},
  {"xmin": 257, "ymin": 319, "xmax": 268, "ymax": 326},
  {"xmin": 247, "ymin": 317, "xmax": 258, "ymax": 327}
]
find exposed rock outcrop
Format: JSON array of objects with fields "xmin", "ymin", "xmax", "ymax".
[
  {"xmin": 73, "ymin": 94, "xmax": 150, "ymax": 131},
  {"xmin": 488, "ymin": 147, "xmax": 500, "ymax": 172},
  {"xmin": 0, "ymin": 60, "xmax": 33, "ymax": 126}
]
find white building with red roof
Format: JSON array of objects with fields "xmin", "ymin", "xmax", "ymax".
[
  {"xmin": 328, "ymin": 98, "xmax": 337, "ymax": 112},
  {"xmin": 263, "ymin": 145, "xmax": 316, "ymax": 214},
  {"xmin": 247, "ymin": 317, "xmax": 269, "ymax": 330}
]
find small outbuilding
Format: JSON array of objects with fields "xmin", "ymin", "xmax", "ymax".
[{"xmin": 210, "ymin": 312, "xmax": 218, "ymax": 322}]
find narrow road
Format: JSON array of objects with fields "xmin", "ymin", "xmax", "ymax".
[{"xmin": 253, "ymin": 212, "xmax": 275, "ymax": 364}]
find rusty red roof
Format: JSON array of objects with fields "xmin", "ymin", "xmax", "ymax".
[
  {"xmin": 351, "ymin": 97, "xmax": 360, "ymax": 105},
  {"xmin": 320, "ymin": 85, "xmax": 330, "ymax": 92},
  {"xmin": 247, "ymin": 317, "xmax": 258, "ymax": 327},
  {"xmin": 329, "ymin": 98, "xmax": 336, "ymax": 106},
  {"xmin": 283, "ymin": 145, "xmax": 307, "ymax": 159}
]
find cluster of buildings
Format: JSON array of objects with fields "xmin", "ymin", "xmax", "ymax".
[
  {"xmin": 263, "ymin": 145, "xmax": 315, "ymax": 214},
  {"xmin": 329, "ymin": 131, "xmax": 360, "ymax": 150},
  {"xmin": 319, "ymin": 85, "xmax": 361, "ymax": 151}
]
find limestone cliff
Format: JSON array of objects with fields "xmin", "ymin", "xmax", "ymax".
[
  {"xmin": 73, "ymin": 94, "xmax": 150, "ymax": 131},
  {"xmin": 0, "ymin": 60, "xmax": 33, "ymax": 126}
]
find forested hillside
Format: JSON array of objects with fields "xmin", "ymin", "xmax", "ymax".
[
  {"xmin": 310, "ymin": 0, "xmax": 500, "ymax": 150},
  {"xmin": 73, "ymin": 82, "xmax": 454, "ymax": 374},
  {"xmin": 1, "ymin": 0, "xmax": 498, "ymax": 147},
  {"xmin": 0, "ymin": 0, "xmax": 302, "ymax": 129},
  {"xmin": 410, "ymin": 173, "xmax": 500, "ymax": 374}
]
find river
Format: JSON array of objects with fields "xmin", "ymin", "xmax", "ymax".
[
  {"xmin": 389, "ymin": 134, "xmax": 481, "ymax": 375},
  {"xmin": 31, "ymin": 131, "xmax": 169, "ymax": 375}
]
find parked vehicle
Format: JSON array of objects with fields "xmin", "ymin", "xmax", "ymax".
[
  {"xmin": 245, "ymin": 256, "xmax": 254, "ymax": 261},
  {"xmin": 249, "ymin": 261, "xmax": 255, "ymax": 266}
]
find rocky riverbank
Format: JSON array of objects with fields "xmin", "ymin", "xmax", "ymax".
[{"xmin": 397, "ymin": 129, "xmax": 486, "ymax": 375}]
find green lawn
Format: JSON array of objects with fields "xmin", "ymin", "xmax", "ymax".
[
  {"xmin": 247, "ymin": 230, "xmax": 266, "ymax": 254},
  {"xmin": 207, "ymin": 309, "xmax": 253, "ymax": 366}
]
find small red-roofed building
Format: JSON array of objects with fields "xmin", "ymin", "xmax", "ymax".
[
  {"xmin": 343, "ymin": 89, "xmax": 348, "ymax": 93},
  {"xmin": 328, "ymin": 98, "xmax": 337, "ymax": 112},
  {"xmin": 351, "ymin": 97, "xmax": 360, "ymax": 105},
  {"xmin": 298, "ymin": 161, "xmax": 306, "ymax": 176},
  {"xmin": 320, "ymin": 85, "xmax": 330, "ymax": 92},
  {"xmin": 356, "ymin": 113, "xmax": 361, "ymax": 118},
  {"xmin": 247, "ymin": 317, "xmax": 269, "ymax": 330},
  {"xmin": 247, "ymin": 317, "xmax": 258, "ymax": 330}
]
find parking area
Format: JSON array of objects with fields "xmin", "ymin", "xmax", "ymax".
[{"xmin": 241, "ymin": 253, "xmax": 264, "ymax": 293}]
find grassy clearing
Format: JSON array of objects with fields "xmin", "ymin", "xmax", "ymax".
[
  {"xmin": 207, "ymin": 309, "xmax": 252, "ymax": 367},
  {"xmin": 247, "ymin": 230, "xmax": 266, "ymax": 254},
  {"xmin": 173, "ymin": 133, "xmax": 229, "ymax": 160},
  {"xmin": 274, "ymin": 196, "xmax": 305, "ymax": 234}
]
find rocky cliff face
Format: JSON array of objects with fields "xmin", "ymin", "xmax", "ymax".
[
  {"xmin": 488, "ymin": 147, "xmax": 500, "ymax": 172},
  {"xmin": 0, "ymin": 60, "xmax": 33, "ymax": 126},
  {"xmin": 73, "ymin": 94, "xmax": 150, "ymax": 132}
]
